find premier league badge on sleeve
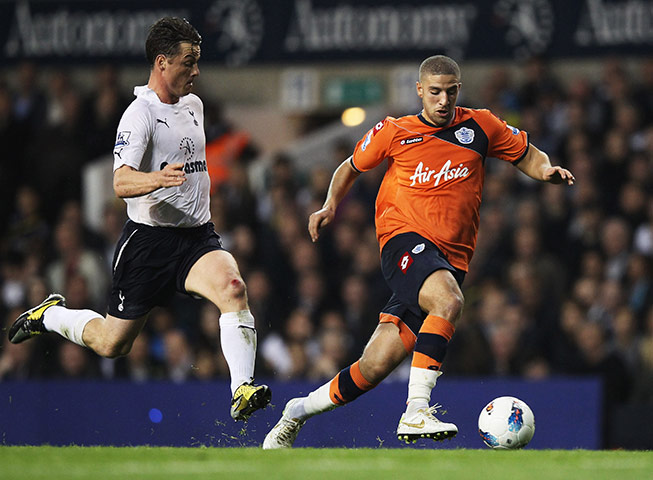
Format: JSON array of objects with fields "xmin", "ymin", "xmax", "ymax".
[{"xmin": 115, "ymin": 131, "xmax": 131, "ymax": 147}]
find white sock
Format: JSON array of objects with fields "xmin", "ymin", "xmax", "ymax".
[
  {"xmin": 405, "ymin": 367, "xmax": 443, "ymax": 416},
  {"xmin": 220, "ymin": 310, "xmax": 257, "ymax": 395},
  {"xmin": 42, "ymin": 306, "xmax": 99, "ymax": 347},
  {"xmin": 288, "ymin": 382, "xmax": 337, "ymax": 421}
]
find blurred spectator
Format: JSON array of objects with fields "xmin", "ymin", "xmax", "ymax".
[
  {"xmin": 45, "ymin": 218, "xmax": 108, "ymax": 311},
  {"xmin": 518, "ymin": 55, "xmax": 563, "ymax": 111},
  {"xmin": 444, "ymin": 281, "xmax": 494, "ymax": 375},
  {"xmin": 193, "ymin": 302, "xmax": 230, "ymax": 380},
  {"xmin": 203, "ymin": 99, "xmax": 259, "ymax": 195},
  {"xmin": 574, "ymin": 320, "xmax": 632, "ymax": 446},
  {"xmin": 228, "ymin": 223, "xmax": 259, "ymax": 275},
  {"xmin": 163, "ymin": 329, "xmax": 194, "ymax": 383},
  {"xmin": 0, "ymin": 307, "xmax": 37, "ymax": 380},
  {"xmin": 551, "ymin": 299, "xmax": 586, "ymax": 373},
  {"xmin": 633, "ymin": 197, "xmax": 653, "ymax": 255},
  {"xmin": 610, "ymin": 306, "xmax": 641, "ymax": 372},
  {"xmin": 599, "ymin": 217, "xmax": 631, "ymax": 281},
  {"xmin": 244, "ymin": 268, "xmax": 285, "ymax": 337},
  {"xmin": 147, "ymin": 307, "xmax": 176, "ymax": 365},
  {"xmin": 587, "ymin": 278, "xmax": 625, "ymax": 330},
  {"xmin": 1, "ymin": 250, "xmax": 27, "ymax": 310},
  {"xmin": 57, "ymin": 342, "xmax": 99, "ymax": 379},
  {"xmin": 633, "ymin": 306, "xmax": 653, "ymax": 403},
  {"xmin": 0, "ymin": 81, "xmax": 22, "ymax": 224},
  {"xmin": 624, "ymin": 253, "xmax": 652, "ymax": 321},
  {"xmin": 2, "ymin": 185, "xmax": 49, "ymax": 257},
  {"xmin": 123, "ymin": 332, "xmax": 161, "ymax": 382},
  {"xmin": 339, "ymin": 274, "xmax": 378, "ymax": 354},
  {"xmin": 293, "ymin": 269, "xmax": 331, "ymax": 324},
  {"xmin": 99, "ymin": 200, "xmax": 128, "ymax": 273},
  {"xmin": 81, "ymin": 64, "xmax": 129, "ymax": 159},
  {"xmin": 260, "ymin": 308, "xmax": 318, "ymax": 379},
  {"xmin": 24, "ymin": 79, "xmax": 88, "ymax": 218},
  {"xmin": 12, "ymin": 61, "xmax": 46, "ymax": 133},
  {"xmin": 476, "ymin": 66, "xmax": 519, "ymax": 122},
  {"xmin": 308, "ymin": 311, "xmax": 352, "ymax": 380}
]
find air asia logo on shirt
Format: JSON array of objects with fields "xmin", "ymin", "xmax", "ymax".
[
  {"xmin": 398, "ymin": 252, "xmax": 413, "ymax": 274},
  {"xmin": 409, "ymin": 160, "xmax": 470, "ymax": 187}
]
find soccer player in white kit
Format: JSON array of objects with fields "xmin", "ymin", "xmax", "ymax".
[{"xmin": 9, "ymin": 17, "xmax": 271, "ymax": 421}]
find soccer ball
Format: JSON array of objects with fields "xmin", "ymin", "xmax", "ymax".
[{"xmin": 478, "ymin": 396, "xmax": 535, "ymax": 449}]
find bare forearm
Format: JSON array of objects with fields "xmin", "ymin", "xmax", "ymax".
[
  {"xmin": 323, "ymin": 157, "xmax": 360, "ymax": 211},
  {"xmin": 114, "ymin": 169, "xmax": 162, "ymax": 198},
  {"xmin": 517, "ymin": 144, "xmax": 575, "ymax": 185},
  {"xmin": 113, "ymin": 163, "xmax": 186, "ymax": 198},
  {"xmin": 517, "ymin": 145, "xmax": 551, "ymax": 181},
  {"xmin": 308, "ymin": 157, "xmax": 360, "ymax": 242}
]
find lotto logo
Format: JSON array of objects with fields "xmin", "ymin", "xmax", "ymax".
[{"xmin": 398, "ymin": 252, "xmax": 413, "ymax": 274}]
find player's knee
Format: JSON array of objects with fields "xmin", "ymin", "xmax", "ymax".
[
  {"xmin": 424, "ymin": 290, "xmax": 465, "ymax": 324},
  {"xmin": 225, "ymin": 276, "xmax": 247, "ymax": 300},
  {"xmin": 359, "ymin": 362, "xmax": 387, "ymax": 384},
  {"xmin": 359, "ymin": 353, "xmax": 396, "ymax": 384},
  {"xmin": 445, "ymin": 291, "xmax": 465, "ymax": 324}
]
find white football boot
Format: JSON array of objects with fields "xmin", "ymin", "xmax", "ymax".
[
  {"xmin": 263, "ymin": 398, "xmax": 306, "ymax": 449},
  {"xmin": 396, "ymin": 404, "xmax": 458, "ymax": 443}
]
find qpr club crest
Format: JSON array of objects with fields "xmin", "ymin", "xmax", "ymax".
[{"xmin": 454, "ymin": 127, "xmax": 474, "ymax": 145}]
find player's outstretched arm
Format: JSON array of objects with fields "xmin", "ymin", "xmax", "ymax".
[
  {"xmin": 308, "ymin": 158, "xmax": 360, "ymax": 242},
  {"xmin": 113, "ymin": 163, "xmax": 187, "ymax": 198},
  {"xmin": 516, "ymin": 144, "xmax": 575, "ymax": 186}
]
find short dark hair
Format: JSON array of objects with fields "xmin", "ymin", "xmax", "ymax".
[
  {"xmin": 145, "ymin": 17, "xmax": 202, "ymax": 65},
  {"xmin": 419, "ymin": 55, "xmax": 461, "ymax": 81}
]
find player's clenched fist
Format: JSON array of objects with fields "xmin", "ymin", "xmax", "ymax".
[{"xmin": 158, "ymin": 162, "xmax": 187, "ymax": 187}]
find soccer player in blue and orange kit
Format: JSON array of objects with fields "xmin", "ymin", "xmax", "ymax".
[{"xmin": 264, "ymin": 55, "xmax": 574, "ymax": 448}]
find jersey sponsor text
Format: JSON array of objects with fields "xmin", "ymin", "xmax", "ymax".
[{"xmin": 409, "ymin": 160, "xmax": 470, "ymax": 187}]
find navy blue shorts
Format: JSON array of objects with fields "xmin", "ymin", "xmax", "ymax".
[
  {"xmin": 107, "ymin": 220, "xmax": 224, "ymax": 319},
  {"xmin": 380, "ymin": 232, "xmax": 465, "ymax": 334}
]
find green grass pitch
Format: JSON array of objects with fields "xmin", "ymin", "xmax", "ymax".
[{"xmin": 1, "ymin": 446, "xmax": 651, "ymax": 480}]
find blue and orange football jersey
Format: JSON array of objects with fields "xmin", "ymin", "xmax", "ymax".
[{"xmin": 351, "ymin": 107, "xmax": 529, "ymax": 272}]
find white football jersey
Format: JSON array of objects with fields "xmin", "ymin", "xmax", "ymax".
[{"xmin": 113, "ymin": 86, "xmax": 211, "ymax": 227}]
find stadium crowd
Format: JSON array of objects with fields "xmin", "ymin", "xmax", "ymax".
[{"xmin": 0, "ymin": 57, "xmax": 652, "ymax": 418}]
